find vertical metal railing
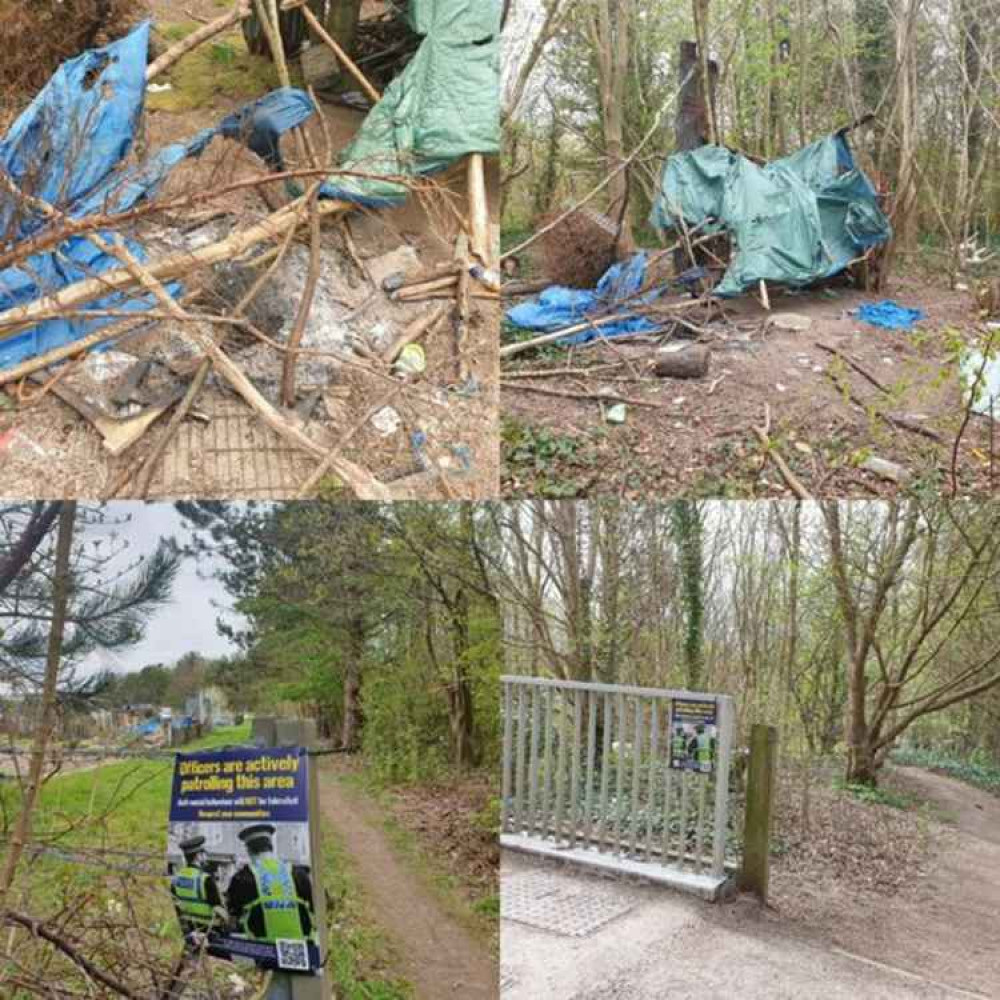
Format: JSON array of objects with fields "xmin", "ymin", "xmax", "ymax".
[{"xmin": 501, "ymin": 676, "xmax": 735, "ymax": 881}]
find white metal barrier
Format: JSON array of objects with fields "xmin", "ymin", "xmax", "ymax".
[{"xmin": 500, "ymin": 675, "xmax": 735, "ymax": 899}]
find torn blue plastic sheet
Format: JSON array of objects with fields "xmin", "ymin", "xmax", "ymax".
[
  {"xmin": 506, "ymin": 253, "xmax": 665, "ymax": 344},
  {"xmin": 856, "ymin": 300, "xmax": 926, "ymax": 331},
  {"xmin": 0, "ymin": 23, "xmax": 317, "ymax": 371}
]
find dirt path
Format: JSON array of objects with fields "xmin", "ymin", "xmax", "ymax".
[
  {"xmin": 317, "ymin": 761, "xmax": 497, "ymax": 1000},
  {"xmin": 789, "ymin": 766, "xmax": 1000, "ymax": 997}
]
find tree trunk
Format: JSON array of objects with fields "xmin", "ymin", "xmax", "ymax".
[
  {"xmin": 0, "ymin": 501, "xmax": 75, "ymax": 906},
  {"xmin": 340, "ymin": 613, "xmax": 365, "ymax": 751},
  {"xmin": 447, "ymin": 587, "xmax": 479, "ymax": 770}
]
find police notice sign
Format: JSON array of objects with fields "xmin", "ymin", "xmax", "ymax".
[
  {"xmin": 167, "ymin": 746, "xmax": 320, "ymax": 974},
  {"xmin": 669, "ymin": 698, "xmax": 718, "ymax": 774}
]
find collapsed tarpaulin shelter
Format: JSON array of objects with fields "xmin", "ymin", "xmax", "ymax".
[
  {"xmin": 649, "ymin": 132, "xmax": 891, "ymax": 297},
  {"xmin": 322, "ymin": 0, "xmax": 502, "ymax": 207},
  {"xmin": 0, "ymin": 4, "xmax": 501, "ymax": 369},
  {"xmin": 0, "ymin": 22, "xmax": 316, "ymax": 370}
]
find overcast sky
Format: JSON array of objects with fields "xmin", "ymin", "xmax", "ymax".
[{"xmin": 77, "ymin": 503, "xmax": 243, "ymax": 677}]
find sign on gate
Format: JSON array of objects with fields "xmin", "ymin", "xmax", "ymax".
[
  {"xmin": 669, "ymin": 697, "xmax": 718, "ymax": 774},
  {"xmin": 500, "ymin": 676, "xmax": 736, "ymax": 900}
]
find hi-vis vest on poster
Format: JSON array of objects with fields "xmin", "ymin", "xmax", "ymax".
[
  {"xmin": 172, "ymin": 867, "xmax": 214, "ymax": 927},
  {"xmin": 243, "ymin": 857, "xmax": 309, "ymax": 942},
  {"xmin": 695, "ymin": 732, "xmax": 713, "ymax": 769}
]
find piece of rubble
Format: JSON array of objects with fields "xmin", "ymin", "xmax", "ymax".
[
  {"xmin": 861, "ymin": 455, "xmax": 911, "ymax": 484},
  {"xmin": 369, "ymin": 245, "xmax": 421, "ymax": 290},
  {"xmin": 605, "ymin": 403, "xmax": 627, "ymax": 424},
  {"xmin": 770, "ymin": 312, "xmax": 813, "ymax": 332}
]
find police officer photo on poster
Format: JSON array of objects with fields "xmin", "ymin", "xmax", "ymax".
[
  {"xmin": 669, "ymin": 698, "xmax": 718, "ymax": 774},
  {"xmin": 166, "ymin": 745, "xmax": 320, "ymax": 974}
]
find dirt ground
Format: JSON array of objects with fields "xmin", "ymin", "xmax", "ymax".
[
  {"xmin": 502, "ymin": 271, "xmax": 997, "ymax": 498},
  {"xmin": 0, "ymin": 0, "xmax": 499, "ymax": 499},
  {"xmin": 501, "ymin": 765, "xmax": 999, "ymax": 999},
  {"xmin": 317, "ymin": 758, "xmax": 497, "ymax": 999}
]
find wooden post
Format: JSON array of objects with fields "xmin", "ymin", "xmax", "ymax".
[
  {"xmin": 739, "ymin": 724, "xmax": 777, "ymax": 902},
  {"xmin": 466, "ymin": 154, "xmax": 493, "ymax": 268},
  {"xmin": 261, "ymin": 719, "xmax": 330, "ymax": 1000}
]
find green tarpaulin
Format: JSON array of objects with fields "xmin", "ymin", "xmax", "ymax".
[
  {"xmin": 649, "ymin": 133, "xmax": 891, "ymax": 297},
  {"xmin": 322, "ymin": 0, "xmax": 501, "ymax": 207}
]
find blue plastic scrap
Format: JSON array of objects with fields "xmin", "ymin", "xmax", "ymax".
[
  {"xmin": 856, "ymin": 300, "xmax": 926, "ymax": 331},
  {"xmin": 506, "ymin": 253, "xmax": 673, "ymax": 344},
  {"xmin": 0, "ymin": 23, "xmax": 318, "ymax": 371}
]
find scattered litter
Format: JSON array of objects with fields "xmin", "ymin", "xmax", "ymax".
[
  {"xmin": 371, "ymin": 406, "xmax": 402, "ymax": 437},
  {"xmin": 147, "ymin": 82, "xmax": 173, "ymax": 94},
  {"xmin": 776, "ymin": 383, "xmax": 787, "ymax": 392},
  {"xmin": 394, "ymin": 344, "xmax": 427, "ymax": 377},
  {"xmin": 605, "ymin": 403, "xmax": 627, "ymax": 424},
  {"xmin": 856, "ymin": 301, "xmax": 926, "ymax": 331},
  {"xmin": 960, "ymin": 350, "xmax": 1000, "ymax": 417},
  {"xmin": 861, "ymin": 455, "xmax": 911, "ymax": 484}
]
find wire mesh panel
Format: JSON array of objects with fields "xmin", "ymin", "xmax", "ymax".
[{"xmin": 500, "ymin": 676, "xmax": 735, "ymax": 898}]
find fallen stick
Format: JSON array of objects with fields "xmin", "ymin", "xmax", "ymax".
[
  {"xmin": 815, "ymin": 342, "xmax": 890, "ymax": 392},
  {"xmin": 500, "ymin": 380, "xmax": 674, "ymax": 409},
  {"xmin": 824, "ymin": 368, "xmax": 944, "ymax": 443},
  {"xmin": 395, "ymin": 274, "xmax": 460, "ymax": 299},
  {"xmin": 751, "ymin": 405, "xmax": 812, "ymax": 500},
  {"xmin": 500, "ymin": 303, "xmax": 700, "ymax": 359},
  {"xmin": 147, "ymin": 3, "xmax": 252, "ymax": 81},
  {"xmin": 0, "ymin": 199, "xmax": 350, "ymax": 341},
  {"xmin": 382, "ymin": 304, "xmax": 449, "ymax": 364},
  {"xmin": 398, "ymin": 291, "xmax": 497, "ymax": 303},
  {"xmin": 293, "ymin": 1, "xmax": 383, "ymax": 106},
  {"xmin": 131, "ymin": 359, "xmax": 212, "ymax": 498}
]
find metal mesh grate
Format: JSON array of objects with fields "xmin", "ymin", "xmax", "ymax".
[
  {"xmin": 501, "ymin": 869, "xmax": 636, "ymax": 938},
  {"xmin": 145, "ymin": 390, "xmax": 315, "ymax": 499}
]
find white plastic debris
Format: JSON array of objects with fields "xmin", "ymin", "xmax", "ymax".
[
  {"xmin": 394, "ymin": 344, "xmax": 426, "ymax": 377},
  {"xmin": 370, "ymin": 406, "xmax": 402, "ymax": 437},
  {"xmin": 605, "ymin": 403, "xmax": 627, "ymax": 424}
]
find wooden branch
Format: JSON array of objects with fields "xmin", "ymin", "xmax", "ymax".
[
  {"xmin": 0, "ymin": 200, "xmax": 349, "ymax": 341},
  {"xmin": 295, "ymin": 1, "xmax": 383, "ymax": 106},
  {"xmin": 282, "ymin": 190, "xmax": 323, "ymax": 407},
  {"xmin": 3, "ymin": 910, "xmax": 143, "ymax": 999},
  {"xmin": 752, "ymin": 405, "xmax": 812, "ymax": 500},
  {"xmin": 146, "ymin": 3, "xmax": 252, "ymax": 81},
  {"xmin": 501, "ymin": 380, "xmax": 674, "ymax": 409}
]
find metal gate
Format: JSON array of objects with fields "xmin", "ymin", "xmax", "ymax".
[{"xmin": 500, "ymin": 676, "xmax": 735, "ymax": 899}]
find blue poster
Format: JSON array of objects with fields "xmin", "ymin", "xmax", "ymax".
[
  {"xmin": 669, "ymin": 698, "xmax": 718, "ymax": 774},
  {"xmin": 166, "ymin": 746, "xmax": 320, "ymax": 974}
]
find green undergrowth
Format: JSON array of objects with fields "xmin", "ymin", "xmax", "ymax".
[
  {"xmin": 147, "ymin": 26, "xmax": 288, "ymax": 113},
  {"xmin": 832, "ymin": 776, "xmax": 917, "ymax": 811},
  {"xmin": 891, "ymin": 747, "xmax": 1000, "ymax": 795}
]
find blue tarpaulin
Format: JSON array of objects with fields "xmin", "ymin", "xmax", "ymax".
[
  {"xmin": 856, "ymin": 300, "xmax": 925, "ymax": 331},
  {"xmin": 506, "ymin": 253, "xmax": 663, "ymax": 344},
  {"xmin": 0, "ymin": 23, "xmax": 318, "ymax": 370}
]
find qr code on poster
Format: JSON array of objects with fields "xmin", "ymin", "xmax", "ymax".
[{"xmin": 276, "ymin": 938, "xmax": 310, "ymax": 971}]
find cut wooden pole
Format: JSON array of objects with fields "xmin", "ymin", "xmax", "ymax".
[
  {"xmin": 758, "ymin": 279, "xmax": 771, "ymax": 311},
  {"xmin": 146, "ymin": 3, "xmax": 252, "ymax": 81},
  {"xmin": 466, "ymin": 154, "xmax": 492, "ymax": 267},
  {"xmin": 739, "ymin": 724, "xmax": 778, "ymax": 902}
]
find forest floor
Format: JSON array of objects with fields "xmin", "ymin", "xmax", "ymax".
[
  {"xmin": 500, "ymin": 764, "xmax": 999, "ymax": 999},
  {"xmin": 317, "ymin": 756, "xmax": 498, "ymax": 999},
  {"xmin": 502, "ymin": 268, "xmax": 997, "ymax": 498},
  {"xmin": 0, "ymin": 0, "xmax": 498, "ymax": 499}
]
